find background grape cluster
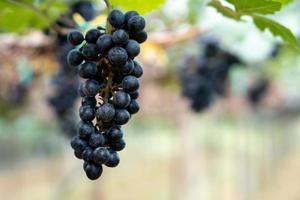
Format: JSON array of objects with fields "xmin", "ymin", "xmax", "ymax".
[
  {"xmin": 48, "ymin": 2, "xmax": 97, "ymax": 138},
  {"xmin": 67, "ymin": 9, "xmax": 147, "ymax": 180},
  {"xmin": 178, "ymin": 38, "xmax": 241, "ymax": 112}
]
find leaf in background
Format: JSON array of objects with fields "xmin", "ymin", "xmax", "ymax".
[
  {"xmin": 252, "ymin": 14, "xmax": 300, "ymax": 50},
  {"xmin": 208, "ymin": 0, "xmax": 242, "ymax": 21},
  {"xmin": 110, "ymin": 0, "xmax": 165, "ymax": 14},
  {"xmin": 272, "ymin": 0, "xmax": 294, "ymax": 6},
  {"xmin": 226, "ymin": 0, "xmax": 282, "ymax": 14},
  {"xmin": 0, "ymin": 2, "xmax": 46, "ymax": 33},
  {"xmin": 0, "ymin": 1, "xmax": 68, "ymax": 33}
]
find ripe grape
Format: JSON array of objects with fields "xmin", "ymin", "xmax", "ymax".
[
  {"xmin": 96, "ymin": 103, "xmax": 116, "ymax": 122},
  {"xmin": 85, "ymin": 28, "xmax": 102, "ymax": 43},
  {"xmin": 108, "ymin": 9, "xmax": 125, "ymax": 28},
  {"xmin": 113, "ymin": 91, "xmax": 131, "ymax": 108},
  {"xmin": 67, "ymin": 49, "xmax": 84, "ymax": 66},
  {"xmin": 68, "ymin": 31, "xmax": 84, "ymax": 46},
  {"xmin": 122, "ymin": 75, "xmax": 140, "ymax": 92}
]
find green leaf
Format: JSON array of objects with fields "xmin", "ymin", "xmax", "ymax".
[
  {"xmin": 208, "ymin": 0, "xmax": 242, "ymax": 20},
  {"xmin": 252, "ymin": 14, "xmax": 300, "ymax": 50},
  {"xmin": 0, "ymin": 1, "xmax": 67, "ymax": 33},
  {"xmin": 210, "ymin": 0, "xmax": 299, "ymax": 51},
  {"xmin": 110, "ymin": 0, "xmax": 165, "ymax": 14},
  {"xmin": 272, "ymin": 0, "xmax": 294, "ymax": 6},
  {"xmin": 226, "ymin": 0, "xmax": 282, "ymax": 15},
  {"xmin": 0, "ymin": 2, "xmax": 47, "ymax": 33}
]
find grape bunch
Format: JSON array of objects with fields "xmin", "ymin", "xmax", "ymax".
[
  {"xmin": 178, "ymin": 38, "xmax": 241, "ymax": 112},
  {"xmin": 67, "ymin": 9, "xmax": 147, "ymax": 180}
]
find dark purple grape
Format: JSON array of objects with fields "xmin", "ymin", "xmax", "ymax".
[
  {"xmin": 126, "ymin": 99, "xmax": 139, "ymax": 114},
  {"xmin": 127, "ymin": 15, "xmax": 145, "ymax": 32},
  {"xmin": 96, "ymin": 34, "xmax": 113, "ymax": 54},
  {"xmin": 113, "ymin": 91, "xmax": 131, "ymax": 108},
  {"xmin": 96, "ymin": 103, "xmax": 115, "ymax": 122},
  {"xmin": 105, "ymin": 150, "xmax": 120, "ymax": 168},
  {"xmin": 112, "ymin": 29, "xmax": 129, "ymax": 45},
  {"xmin": 108, "ymin": 9, "xmax": 125, "ymax": 28},
  {"xmin": 85, "ymin": 29, "xmax": 101, "ymax": 43},
  {"xmin": 114, "ymin": 109, "xmax": 130, "ymax": 125},
  {"xmin": 68, "ymin": 31, "xmax": 84, "ymax": 45},
  {"xmin": 85, "ymin": 163, "xmax": 103, "ymax": 180},
  {"xmin": 122, "ymin": 75, "xmax": 140, "ymax": 92}
]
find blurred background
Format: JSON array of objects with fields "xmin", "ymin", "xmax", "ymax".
[{"xmin": 1, "ymin": 0, "xmax": 300, "ymax": 200}]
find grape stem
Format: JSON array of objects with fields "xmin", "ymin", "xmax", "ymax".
[{"xmin": 104, "ymin": 0, "xmax": 112, "ymax": 10}]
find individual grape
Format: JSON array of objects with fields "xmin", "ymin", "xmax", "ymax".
[
  {"xmin": 112, "ymin": 29, "xmax": 129, "ymax": 45},
  {"xmin": 78, "ymin": 121, "xmax": 94, "ymax": 139},
  {"xmin": 129, "ymin": 90, "xmax": 139, "ymax": 99},
  {"xmin": 81, "ymin": 97, "xmax": 97, "ymax": 107},
  {"xmin": 121, "ymin": 59, "xmax": 134, "ymax": 75},
  {"xmin": 130, "ymin": 30, "xmax": 147, "ymax": 44},
  {"xmin": 93, "ymin": 147, "xmax": 110, "ymax": 164},
  {"xmin": 125, "ymin": 40, "xmax": 140, "ymax": 58},
  {"xmin": 78, "ymin": 61, "xmax": 98, "ymax": 79},
  {"xmin": 105, "ymin": 150, "xmax": 120, "ymax": 168},
  {"xmin": 79, "ymin": 105, "xmax": 95, "ymax": 122},
  {"xmin": 108, "ymin": 47, "xmax": 128, "ymax": 66},
  {"xmin": 67, "ymin": 49, "xmax": 84, "ymax": 66},
  {"xmin": 124, "ymin": 11, "xmax": 139, "ymax": 23},
  {"xmin": 96, "ymin": 34, "xmax": 114, "ymax": 54},
  {"xmin": 82, "ymin": 147, "xmax": 94, "ymax": 161},
  {"xmin": 108, "ymin": 9, "xmax": 125, "ymax": 28},
  {"xmin": 85, "ymin": 163, "xmax": 103, "ymax": 180},
  {"xmin": 68, "ymin": 30, "xmax": 84, "ymax": 46},
  {"xmin": 132, "ymin": 61, "xmax": 143, "ymax": 78},
  {"xmin": 71, "ymin": 136, "xmax": 87, "ymax": 152},
  {"xmin": 127, "ymin": 15, "xmax": 145, "ymax": 32},
  {"xmin": 106, "ymin": 126, "xmax": 123, "ymax": 141},
  {"xmin": 109, "ymin": 139, "xmax": 126, "ymax": 151},
  {"xmin": 82, "ymin": 43, "xmax": 99, "ymax": 60},
  {"xmin": 126, "ymin": 100, "xmax": 140, "ymax": 114},
  {"xmin": 122, "ymin": 75, "xmax": 140, "ymax": 92},
  {"xmin": 85, "ymin": 28, "xmax": 101, "ymax": 43},
  {"xmin": 114, "ymin": 109, "xmax": 130, "ymax": 125},
  {"xmin": 89, "ymin": 132, "xmax": 105, "ymax": 148},
  {"xmin": 96, "ymin": 103, "xmax": 115, "ymax": 122},
  {"xmin": 74, "ymin": 150, "xmax": 83, "ymax": 159},
  {"xmin": 82, "ymin": 79, "xmax": 102, "ymax": 97},
  {"xmin": 113, "ymin": 91, "xmax": 131, "ymax": 108}
]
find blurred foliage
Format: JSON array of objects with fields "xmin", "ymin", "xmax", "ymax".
[
  {"xmin": 0, "ymin": 0, "xmax": 67, "ymax": 33},
  {"xmin": 110, "ymin": 0, "xmax": 165, "ymax": 14},
  {"xmin": 209, "ymin": 0, "xmax": 300, "ymax": 50},
  {"xmin": 187, "ymin": 0, "xmax": 205, "ymax": 24},
  {"xmin": 273, "ymin": 0, "xmax": 293, "ymax": 5},
  {"xmin": 0, "ymin": 0, "xmax": 165, "ymax": 34}
]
